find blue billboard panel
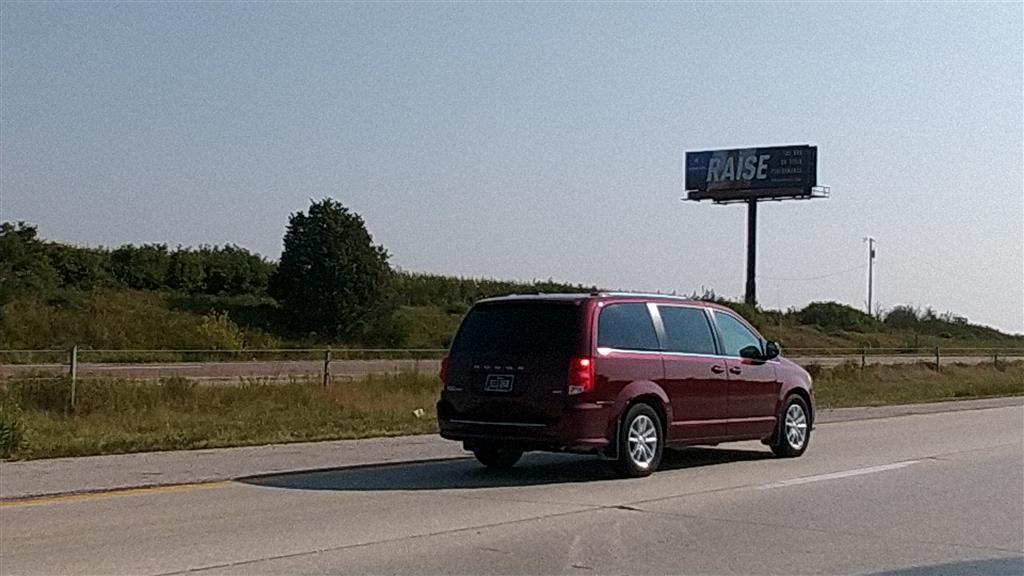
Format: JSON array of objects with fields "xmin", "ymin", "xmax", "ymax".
[{"xmin": 685, "ymin": 145, "xmax": 817, "ymax": 201}]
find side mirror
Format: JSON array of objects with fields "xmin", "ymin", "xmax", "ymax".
[
  {"xmin": 739, "ymin": 345, "xmax": 763, "ymax": 360},
  {"xmin": 764, "ymin": 341, "xmax": 781, "ymax": 360}
]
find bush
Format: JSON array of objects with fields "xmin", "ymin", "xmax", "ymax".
[
  {"xmin": 884, "ymin": 305, "xmax": 921, "ymax": 329},
  {"xmin": 0, "ymin": 290, "xmax": 260, "ymax": 350},
  {"xmin": 796, "ymin": 302, "xmax": 880, "ymax": 333},
  {"xmin": 394, "ymin": 306, "xmax": 461, "ymax": 348},
  {"xmin": 394, "ymin": 271, "xmax": 596, "ymax": 308},
  {"xmin": 197, "ymin": 312, "xmax": 246, "ymax": 350},
  {"xmin": 0, "ymin": 402, "xmax": 26, "ymax": 458},
  {"xmin": 3, "ymin": 378, "xmax": 70, "ymax": 413}
]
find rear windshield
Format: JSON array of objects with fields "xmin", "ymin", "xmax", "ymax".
[{"xmin": 451, "ymin": 302, "xmax": 581, "ymax": 355}]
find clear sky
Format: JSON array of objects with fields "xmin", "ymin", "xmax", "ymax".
[{"xmin": 2, "ymin": 2, "xmax": 1021, "ymax": 332}]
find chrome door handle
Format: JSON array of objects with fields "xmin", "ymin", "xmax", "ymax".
[{"xmin": 711, "ymin": 365, "xmax": 725, "ymax": 374}]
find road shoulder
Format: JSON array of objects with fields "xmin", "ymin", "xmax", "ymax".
[{"xmin": 1, "ymin": 396, "xmax": 1020, "ymax": 501}]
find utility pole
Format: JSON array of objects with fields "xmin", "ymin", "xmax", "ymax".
[{"xmin": 863, "ymin": 236, "xmax": 876, "ymax": 316}]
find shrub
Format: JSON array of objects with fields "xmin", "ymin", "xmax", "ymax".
[
  {"xmin": 796, "ymin": 302, "xmax": 880, "ymax": 333},
  {"xmin": 197, "ymin": 312, "xmax": 246, "ymax": 350},
  {"xmin": 0, "ymin": 402, "xmax": 26, "ymax": 458},
  {"xmin": 884, "ymin": 305, "xmax": 921, "ymax": 329},
  {"xmin": 0, "ymin": 290, "xmax": 258, "ymax": 350},
  {"xmin": 4, "ymin": 378, "xmax": 70, "ymax": 413}
]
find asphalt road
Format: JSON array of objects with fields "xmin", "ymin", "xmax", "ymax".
[
  {"xmin": 2, "ymin": 406, "xmax": 1022, "ymax": 575},
  {"xmin": 1, "ymin": 354, "xmax": 1019, "ymax": 381}
]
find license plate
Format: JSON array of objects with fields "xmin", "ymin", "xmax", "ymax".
[{"xmin": 484, "ymin": 374, "xmax": 515, "ymax": 392}]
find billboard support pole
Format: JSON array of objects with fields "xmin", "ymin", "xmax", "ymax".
[
  {"xmin": 745, "ymin": 199, "xmax": 757, "ymax": 306},
  {"xmin": 683, "ymin": 145, "xmax": 826, "ymax": 308}
]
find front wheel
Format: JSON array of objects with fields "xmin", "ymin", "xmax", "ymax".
[
  {"xmin": 771, "ymin": 395, "xmax": 811, "ymax": 458},
  {"xmin": 472, "ymin": 446, "xmax": 523, "ymax": 470},
  {"xmin": 613, "ymin": 403, "xmax": 664, "ymax": 478}
]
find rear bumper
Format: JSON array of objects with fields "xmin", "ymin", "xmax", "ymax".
[{"xmin": 437, "ymin": 400, "xmax": 612, "ymax": 453}]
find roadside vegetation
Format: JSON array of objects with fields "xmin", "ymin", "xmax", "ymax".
[
  {"xmin": 1, "ymin": 362, "xmax": 1020, "ymax": 460},
  {"xmin": 0, "ymin": 372, "xmax": 439, "ymax": 460},
  {"xmin": 2, "ymin": 210, "xmax": 1021, "ymax": 354},
  {"xmin": 809, "ymin": 361, "xmax": 1023, "ymax": 409}
]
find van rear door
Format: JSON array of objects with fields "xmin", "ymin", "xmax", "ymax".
[{"xmin": 446, "ymin": 301, "xmax": 583, "ymax": 424}]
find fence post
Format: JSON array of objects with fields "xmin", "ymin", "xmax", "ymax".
[
  {"xmin": 934, "ymin": 346, "xmax": 940, "ymax": 371},
  {"xmin": 993, "ymin": 351, "xmax": 999, "ymax": 369},
  {"xmin": 861, "ymin": 348, "xmax": 867, "ymax": 369},
  {"xmin": 322, "ymin": 348, "xmax": 331, "ymax": 387},
  {"xmin": 69, "ymin": 344, "xmax": 78, "ymax": 411}
]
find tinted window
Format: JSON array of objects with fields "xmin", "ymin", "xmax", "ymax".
[
  {"xmin": 598, "ymin": 303, "xmax": 659, "ymax": 351},
  {"xmin": 451, "ymin": 303, "xmax": 580, "ymax": 355},
  {"xmin": 715, "ymin": 312, "xmax": 763, "ymax": 357},
  {"xmin": 659, "ymin": 306, "xmax": 717, "ymax": 355}
]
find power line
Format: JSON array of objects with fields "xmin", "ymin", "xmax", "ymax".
[{"xmin": 757, "ymin": 264, "xmax": 867, "ymax": 282}]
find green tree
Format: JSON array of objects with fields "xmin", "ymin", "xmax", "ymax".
[
  {"xmin": 0, "ymin": 222, "xmax": 59, "ymax": 305},
  {"xmin": 44, "ymin": 243, "xmax": 114, "ymax": 290},
  {"xmin": 167, "ymin": 248, "xmax": 206, "ymax": 293},
  {"xmin": 199, "ymin": 244, "xmax": 274, "ymax": 295},
  {"xmin": 110, "ymin": 244, "xmax": 170, "ymax": 290},
  {"xmin": 269, "ymin": 199, "xmax": 399, "ymax": 343}
]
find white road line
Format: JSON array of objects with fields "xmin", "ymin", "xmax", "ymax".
[{"xmin": 758, "ymin": 460, "xmax": 921, "ymax": 490}]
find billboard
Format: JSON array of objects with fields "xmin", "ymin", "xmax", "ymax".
[{"xmin": 685, "ymin": 145, "xmax": 818, "ymax": 202}]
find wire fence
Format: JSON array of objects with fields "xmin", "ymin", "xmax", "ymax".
[
  {"xmin": 0, "ymin": 347, "xmax": 449, "ymax": 365},
  {"xmin": 2, "ymin": 346, "xmax": 1021, "ymax": 413},
  {"xmin": 2, "ymin": 345, "xmax": 1020, "ymax": 376}
]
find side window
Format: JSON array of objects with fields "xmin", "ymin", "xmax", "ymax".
[
  {"xmin": 715, "ymin": 312, "xmax": 763, "ymax": 357},
  {"xmin": 597, "ymin": 303, "xmax": 659, "ymax": 351},
  {"xmin": 658, "ymin": 306, "xmax": 717, "ymax": 355}
]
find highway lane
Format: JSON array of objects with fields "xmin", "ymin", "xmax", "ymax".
[
  {"xmin": 1, "ymin": 354, "xmax": 1019, "ymax": 381},
  {"xmin": 2, "ymin": 406, "xmax": 1021, "ymax": 575}
]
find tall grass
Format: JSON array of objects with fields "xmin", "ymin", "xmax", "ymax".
[
  {"xmin": 1, "ymin": 363, "xmax": 1020, "ymax": 460},
  {"xmin": 0, "ymin": 373, "xmax": 439, "ymax": 460},
  {"xmin": 0, "ymin": 290, "xmax": 280, "ymax": 350},
  {"xmin": 811, "ymin": 362, "xmax": 1024, "ymax": 409}
]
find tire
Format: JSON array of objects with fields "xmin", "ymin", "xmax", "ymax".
[
  {"xmin": 472, "ymin": 446, "xmax": 523, "ymax": 470},
  {"xmin": 771, "ymin": 395, "xmax": 811, "ymax": 458},
  {"xmin": 613, "ymin": 403, "xmax": 664, "ymax": 478}
]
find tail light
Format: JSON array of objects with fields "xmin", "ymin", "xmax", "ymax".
[
  {"xmin": 439, "ymin": 356, "xmax": 450, "ymax": 386},
  {"xmin": 567, "ymin": 357, "xmax": 594, "ymax": 395}
]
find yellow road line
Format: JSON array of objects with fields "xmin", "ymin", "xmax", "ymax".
[{"xmin": 0, "ymin": 480, "xmax": 233, "ymax": 509}]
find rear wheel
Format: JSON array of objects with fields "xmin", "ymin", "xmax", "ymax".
[
  {"xmin": 472, "ymin": 446, "xmax": 523, "ymax": 470},
  {"xmin": 771, "ymin": 395, "xmax": 811, "ymax": 458},
  {"xmin": 613, "ymin": 403, "xmax": 664, "ymax": 478}
]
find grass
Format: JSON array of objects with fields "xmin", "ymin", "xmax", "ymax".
[
  {"xmin": 811, "ymin": 361, "xmax": 1024, "ymax": 409},
  {"xmin": 0, "ymin": 372, "xmax": 439, "ymax": 460},
  {"xmin": 1, "ymin": 363, "xmax": 1021, "ymax": 460}
]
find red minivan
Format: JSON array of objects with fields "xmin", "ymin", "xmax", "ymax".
[{"xmin": 437, "ymin": 293, "xmax": 814, "ymax": 477}]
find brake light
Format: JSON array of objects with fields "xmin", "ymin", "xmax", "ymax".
[
  {"xmin": 568, "ymin": 357, "xmax": 594, "ymax": 395},
  {"xmin": 439, "ymin": 356, "xmax": 450, "ymax": 385}
]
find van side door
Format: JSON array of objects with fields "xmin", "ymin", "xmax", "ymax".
[
  {"xmin": 593, "ymin": 302, "xmax": 665, "ymax": 413},
  {"xmin": 655, "ymin": 304, "xmax": 728, "ymax": 441}
]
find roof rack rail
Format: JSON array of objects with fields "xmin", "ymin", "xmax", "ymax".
[{"xmin": 594, "ymin": 291, "xmax": 691, "ymax": 300}]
